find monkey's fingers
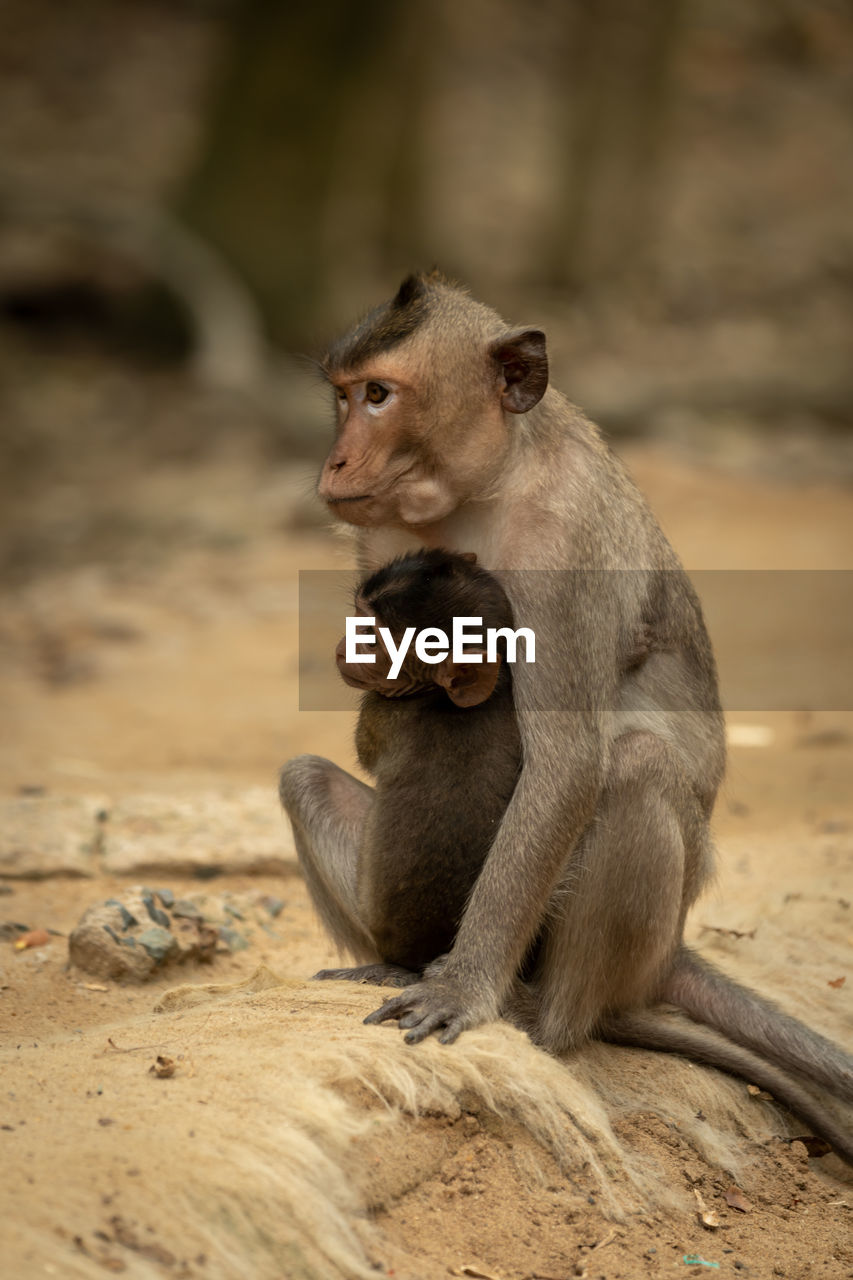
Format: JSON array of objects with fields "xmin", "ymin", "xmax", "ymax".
[
  {"xmin": 364, "ymin": 993, "xmax": 413, "ymax": 1025},
  {"xmin": 405, "ymin": 1014, "xmax": 465, "ymax": 1046},
  {"xmin": 399, "ymin": 1003, "xmax": 467, "ymax": 1044}
]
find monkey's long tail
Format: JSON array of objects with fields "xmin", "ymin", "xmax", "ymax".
[
  {"xmin": 599, "ymin": 1006, "xmax": 853, "ymax": 1165},
  {"xmin": 663, "ymin": 945, "xmax": 853, "ymax": 1104}
]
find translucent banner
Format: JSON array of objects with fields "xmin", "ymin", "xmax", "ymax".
[{"xmin": 298, "ymin": 569, "xmax": 853, "ymax": 712}]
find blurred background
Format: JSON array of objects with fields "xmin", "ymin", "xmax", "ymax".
[
  {"xmin": 2, "ymin": 0, "xmax": 853, "ymax": 572},
  {"xmin": 1, "ymin": 0, "xmax": 852, "ymax": 788}
]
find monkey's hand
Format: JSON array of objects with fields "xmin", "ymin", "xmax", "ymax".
[{"xmin": 363, "ymin": 974, "xmax": 496, "ymax": 1045}]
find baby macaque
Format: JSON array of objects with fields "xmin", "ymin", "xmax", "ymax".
[{"xmin": 321, "ymin": 547, "xmax": 523, "ymax": 983}]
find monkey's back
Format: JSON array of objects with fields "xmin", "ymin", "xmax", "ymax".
[{"xmin": 355, "ymin": 682, "xmax": 522, "ymax": 971}]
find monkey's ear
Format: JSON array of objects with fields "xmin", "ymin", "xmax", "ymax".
[
  {"xmin": 490, "ymin": 328, "xmax": 548, "ymax": 414},
  {"xmin": 457, "ymin": 550, "xmax": 478, "ymax": 564},
  {"xmin": 436, "ymin": 655, "xmax": 501, "ymax": 707}
]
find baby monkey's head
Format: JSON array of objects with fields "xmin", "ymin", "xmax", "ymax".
[{"xmin": 336, "ymin": 548, "xmax": 515, "ymax": 707}]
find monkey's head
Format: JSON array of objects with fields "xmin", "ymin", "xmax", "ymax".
[
  {"xmin": 336, "ymin": 548, "xmax": 514, "ymax": 708},
  {"xmin": 318, "ymin": 273, "xmax": 548, "ymax": 529}
]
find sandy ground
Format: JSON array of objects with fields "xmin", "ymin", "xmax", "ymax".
[{"xmin": 1, "ymin": 443, "xmax": 852, "ymax": 1279}]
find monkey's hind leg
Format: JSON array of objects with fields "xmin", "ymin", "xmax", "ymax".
[
  {"xmin": 279, "ymin": 754, "xmax": 378, "ymax": 964},
  {"xmin": 531, "ymin": 731, "xmax": 707, "ymax": 1052},
  {"xmin": 326, "ymin": 952, "xmax": 450, "ymax": 992}
]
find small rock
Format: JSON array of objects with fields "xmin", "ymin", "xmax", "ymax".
[
  {"xmin": 217, "ymin": 926, "xmax": 249, "ymax": 953},
  {"xmin": 171, "ymin": 899, "xmax": 203, "ymax": 920},
  {"xmin": 104, "ymin": 900, "xmax": 138, "ymax": 930},
  {"xmin": 71, "ymin": 900, "xmax": 160, "ymax": 981},
  {"xmin": 259, "ymin": 895, "xmax": 284, "ymax": 918},
  {"xmin": 137, "ymin": 927, "xmax": 178, "ymax": 964},
  {"xmin": 68, "ymin": 887, "xmax": 226, "ymax": 982},
  {"xmin": 141, "ymin": 893, "xmax": 171, "ymax": 929},
  {"xmin": 0, "ymin": 922, "xmax": 31, "ymax": 941}
]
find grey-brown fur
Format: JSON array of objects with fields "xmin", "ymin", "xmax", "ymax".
[{"xmin": 281, "ymin": 274, "xmax": 853, "ymax": 1163}]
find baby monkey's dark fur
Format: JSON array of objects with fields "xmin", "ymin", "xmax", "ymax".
[{"xmin": 322, "ymin": 549, "xmax": 522, "ymax": 979}]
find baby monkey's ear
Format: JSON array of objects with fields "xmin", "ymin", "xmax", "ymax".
[
  {"xmin": 434, "ymin": 653, "xmax": 501, "ymax": 707},
  {"xmin": 457, "ymin": 550, "xmax": 478, "ymax": 564}
]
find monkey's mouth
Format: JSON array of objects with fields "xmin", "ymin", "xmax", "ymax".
[{"xmin": 326, "ymin": 495, "xmax": 371, "ymax": 506}]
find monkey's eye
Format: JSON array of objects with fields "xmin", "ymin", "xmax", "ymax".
[{"xmin": 365, "ymin": 382, "xmax": 389, "ymax": 405}]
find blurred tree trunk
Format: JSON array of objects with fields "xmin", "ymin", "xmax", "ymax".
[
  {"xmin": 315, "ymin": 2, "xmax": 433, "ymax": 315},
  {"xmin": 177, "ymin": 0, "xmax": 428, "ymax": 349},
  {"xmin": 543, "ymin": 0, "xmax": 683, "ymax": 297}
]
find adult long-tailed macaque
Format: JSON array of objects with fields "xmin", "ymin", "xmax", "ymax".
[{"xmin": 279, "ymin": 271, "xmax": 853, "ymax": 1161}]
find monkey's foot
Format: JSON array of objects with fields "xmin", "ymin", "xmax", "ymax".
[
  {"xmin": 313, "ymin": 963, "xmax": 417, "ymax": 988},
  {"xmin": 364, "ymin": 974, "xmax": 498, "ymax": 1044}
]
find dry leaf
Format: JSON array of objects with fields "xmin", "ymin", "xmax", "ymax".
[
  {"xmin": 724, "ymin": 1186, "xmax": 752, "ymax": 1213},
  {"xmin": 458, "ymin": 1266, "xmax": 501, "ymax": 1280},
  {"xmin": 83, "ymin": 982, "xmax": 109, "ymax": 992},
  {"xmin": 828, "ymin": 976, "xmax": 846, "ymax": 989},
  {"xmin": 792, "ymin": 1135, "xmax": 832, "ymax": 1158},
  {"xmin": 148, "ymin": 1055, "xmax": 176, "ymax": 1078},
  {"xmin": 693, "ymin": 1186, "xmax": 720, "ymax": 1229}
]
